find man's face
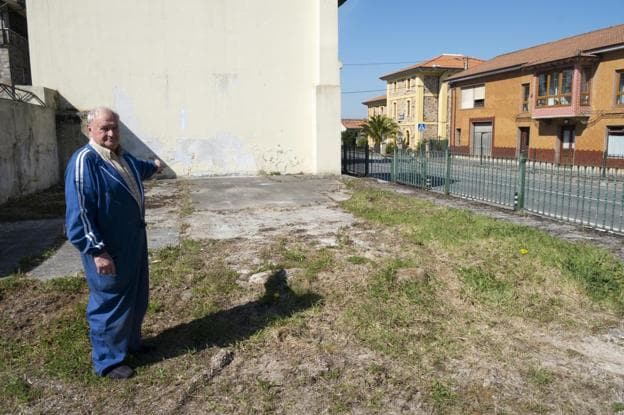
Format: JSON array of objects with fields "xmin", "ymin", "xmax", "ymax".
[{"xmin": 88, "ymin": 111, "xmax": 120, "ymax": 151}]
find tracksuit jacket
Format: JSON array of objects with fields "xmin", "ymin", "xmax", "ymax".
[{"xmin": 65, "ymin": 144, "xmax": 158, "ymax": 375}]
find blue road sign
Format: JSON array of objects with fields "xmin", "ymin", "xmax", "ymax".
[{"xmin": 418, "ymin": 123, "xmax": 426, "ymax": 132}]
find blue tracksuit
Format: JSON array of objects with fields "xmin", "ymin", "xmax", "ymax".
[{"xmin": 65, "ymin": 144, "xmax": 157, "ymax": 375}]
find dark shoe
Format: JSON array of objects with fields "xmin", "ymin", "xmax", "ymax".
[
  {"xmin": 130, "ymin": 343, "xmax": 156, "ymax": 355},
  {"xmin": 105, "ymin": 365, "xmax": 134, "ymax": 379}
]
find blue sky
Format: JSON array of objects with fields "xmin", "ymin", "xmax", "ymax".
[{"xmin": 339, "ymin": 0, "xmax": 624, "ymax": 118}]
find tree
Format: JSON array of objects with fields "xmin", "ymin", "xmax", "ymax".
[
  {"xmin": 341, "ymin": 129, "xmax": 358, "ymax": 146},
  {"xmin": 361, "ymin": 115, "xmax": 399, "ymax": 152}
]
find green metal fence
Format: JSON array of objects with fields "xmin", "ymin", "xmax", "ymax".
[
  {"xmin": 524, "ymin": 161, "xmax": 624, "ymax": 233},
  {"xmin": 342, "ymin": 146, "xmax": 624, "ymax": 234},
  {"xmin": 386, "ymin": 148, "xmax": 624, "ymax": 234}
]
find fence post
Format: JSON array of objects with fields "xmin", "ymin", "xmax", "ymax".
[
  {"xmin": 421, "ymin": 149, "xmax": 429, "ymax": 189},
  {"xmin": 444, "ymin": 148, "xmax": 451, "ymax": 195},
  {"xmin": 515, "ymin": 153, "xmax": 527, "ymax": 211},
  {"xmin": 391, "ymin": 146, "xmax": 397, "ymax": 182},
  {"xmin": 364, "ymin": 145, "xmax": 369, "ymax": 177}
]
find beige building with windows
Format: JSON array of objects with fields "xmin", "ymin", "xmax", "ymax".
[
  {"xmin": 362, "ymin": 95, "xmax": 386, "ymax": 118},
  {"xmin": 26, "ymin": 0, "xmax": 345, "ymax": 176},
  {"xmin": 377, "ymin": 54, "xmax": 483, "ymax": 148}
]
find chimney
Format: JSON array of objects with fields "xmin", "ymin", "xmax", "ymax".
[{"xmin": 463, "ymin": 57, "xmax": 468, "ymax": 70}]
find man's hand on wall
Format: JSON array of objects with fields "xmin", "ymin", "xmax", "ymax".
[{"xmin": 154, "ymin": 159, "xmax": 164, "ymax": 174}]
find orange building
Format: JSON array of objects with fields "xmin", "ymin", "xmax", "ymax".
[{"xmin": 448, "ymin": 24, "xmax": 624, "ymax": 167}]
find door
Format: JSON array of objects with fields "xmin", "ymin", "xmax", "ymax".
[
  {"xmin": 471, "ymin": 122, "xmax": 492, "ymax": 157},
  {"xmin": 519, "ymin": 127, "xmax": 530, "ymax": 156},
  {"xmin": 559, "ymin": 126, "xmax": 575, "ymax": 165}
]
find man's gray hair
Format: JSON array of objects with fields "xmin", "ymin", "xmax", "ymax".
[{"xmin": 87, "ymin": 107, "xmax": 119, "ymax": 125}]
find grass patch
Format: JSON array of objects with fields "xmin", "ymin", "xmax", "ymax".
[
  {"xmin": 460, "ymin": 266, "xmax": 514, "ymax": 306},
  {"xmin": 42, "ymin": 276, "xmax": 86, "ymax": 293},
  {"xmin": 341, "ymin": 180, "xmax": 624, "ymax": 314},
  {"xmin": 0, "ymin": 184, "xmax": 65, "ymax": 222},
  {"xmin": 346, "ymin": 255, "xmax": 368, "ymax": 265},
  {"xmin": 177, "ymin": 180, "xmax": 195, "ymax": 217},
  {"xmin": 0, "ymin": 374, "xmax": 41, "ymax": 406},
  {"xmin": 34, "ymin": 303, "xmax": 94, "ymax": 383},
  {"xmin": 345, "ymin": 258, "xmax": 446, "ymax": 363}
]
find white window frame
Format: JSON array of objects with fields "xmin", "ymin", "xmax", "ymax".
[
  {"xmin": 607, "ymin": 126, "xmax": 624, "ymax": 158},
  {"xmin": 461, "ymin": 85, "xmax": 485, "ymax": 109}
]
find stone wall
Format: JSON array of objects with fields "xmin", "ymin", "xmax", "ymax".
[
  {"xmin": 423, "ymin": 96, "xmax": 438, "ymax": 122},
  {"xmin": 423, "ymin": 76, "xmax": 439, "ymax": 95},
  {"xmin": 0, "ymin": 98, "xmax": 59, "ymax": 204}
]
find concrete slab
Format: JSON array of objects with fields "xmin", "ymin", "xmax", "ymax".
[
  {"xmin": 189, "ymin": 176, "xmax": 346, "ymax": 211},
  {"xmin": 1, "ymin": 179, "xmax": 181, "ymax": 280},
  {"xmin": 29, "ymin": 241, "xmax": 82, "ymax": 280},
  {"xmin": 185, "ymin": 176, "xmax": 355, "ymax": 243}
]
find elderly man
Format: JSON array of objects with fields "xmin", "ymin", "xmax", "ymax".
[{"xmin": 65, "ymin": 107, "xmax": 162, "ymax": 379}]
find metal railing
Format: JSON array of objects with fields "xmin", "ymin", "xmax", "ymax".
[
  {"xmin": 342, "ymin": 145, "xmax": 624, "ymax": 234},
  {"xmin": 0, "ymin": 83, "xmax": 46, "ymax": 106},
  {"xmin": 0, "ymin": 27, "xmax": 26, "ymax": 46}
]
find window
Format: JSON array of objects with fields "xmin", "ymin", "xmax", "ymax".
[
  {"xmin": 536, "ymin": 68, "xmax": 573, "ymax": 107},
  {"xmin": 607, "ymin": 127, "xmax": 624, "ymax": 158},
  {"xmin": 393, "ymin": 102, "xmax": 397, "ymax": 118},
  {"xmin": 406, "ymin": 100, "xmax": 411, "ymax": 117},
  {"xmin": 617, "ymin": 71, "xmax": 624, "ymax": 106},
  {"xmin": 393, "ymin": 81, "xmax": 398, "ymax": 92},
  {"xmin": 406, "ymin": 78, "xmax": 411, "ymax": 90},
  {"xmin": 580, "ymin": 67, "xmax": 592, "ymax": 106},
  {"xmin": 461, "ymin": 85, "xmax": 485, "ymax": 109},
  {"xmin": 456, "ymin": 128, "xmax": 461, "ymax": 146},
  {"xmin": 405, "ymin": 129, "xmax": 410, "ymax": 146},
  {"xmin": 521, "ymin": 84, "xmax": 530, "ymax": 112}
]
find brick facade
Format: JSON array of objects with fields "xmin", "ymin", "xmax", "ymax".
[
  {"xmin": 527, "ymin": 148, "xmax": 555, "ymax": 162},
  {"xmin": 492, "ymin": 146, "xmax": 516, "ymax": 158}
]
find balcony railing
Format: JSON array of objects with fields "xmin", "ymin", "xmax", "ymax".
[
  {"xmin": 0, "ymin": 83, "xmax": 46, "ymax": 107},
  {"xmin": 0, "ymin": 27, "xmax": 26, "ymax": 46}
]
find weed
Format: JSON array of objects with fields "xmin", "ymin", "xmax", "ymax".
[
  {"xmin": 430, "ymin": 379, "xmax": 456, "ymax": 411},
  {"xmin": 612, "ymin": 402, "xmax": 624, "ymax": 412},
  {"xmin": 527, "ymin": 366, "xmax": 554, "ymax": 387}
]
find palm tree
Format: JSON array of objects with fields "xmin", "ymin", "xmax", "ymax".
[{"xmin": 361, "ymin": 114, "xmax": 399, "ymax": 152}]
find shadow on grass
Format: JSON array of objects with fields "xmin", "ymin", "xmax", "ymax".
[{"xmin": 137, "ymin": 269, "xmax": 321, "ymax": 367}]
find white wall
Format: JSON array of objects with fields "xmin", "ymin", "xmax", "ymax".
[
  {"xmin": 27, "ymin": 0, "xmax": 342, "ymax": 176},
  {"xmin": 0, "ymin": 98, "xmax": 59, "ymax": 204}
]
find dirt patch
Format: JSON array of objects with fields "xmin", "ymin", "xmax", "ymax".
[{"xmin": 3, "ymin": 177, "xmax": 624, "ymax": 414}]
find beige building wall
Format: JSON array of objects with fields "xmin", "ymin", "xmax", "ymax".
[
  {"xmin": 383, "ymin": 70, "xmax": 457, "ymax": 147},
  {"xmin": 27, "ymin": 0, "xmax": 341, "ymax": 176}
]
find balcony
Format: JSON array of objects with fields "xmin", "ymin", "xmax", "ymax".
[
  {"xmin": 0, "ymin": 28, "xmax": 26, "ymax": 46},
  {"xmin": 531, "ymin": 65, "xmax": 592, "ymax": 120}
]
